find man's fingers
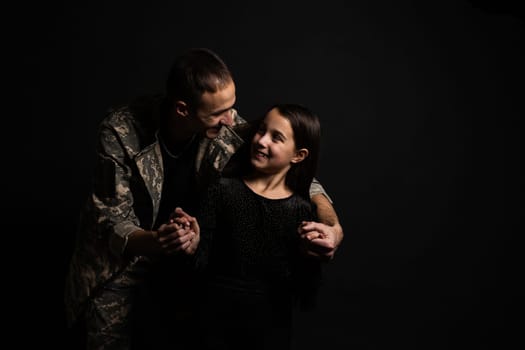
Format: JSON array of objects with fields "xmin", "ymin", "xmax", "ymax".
[
  {"xmin": 175, "ymin": 207, "xmax": 195, "ymax": 221},
  {"xmin": 172, "ymin": 217, "xmax": 191, "ymax": 228},
  {"xmin": 161, "ymin": 230, "xmax": 194, "ymax": 246},
  {"xmin": 166, "ymin": 233, "xmax": 198, "ymax": 255},
  {"xmin": 302, "ymin": 231, "xmax": 322, "ymax": 240}
]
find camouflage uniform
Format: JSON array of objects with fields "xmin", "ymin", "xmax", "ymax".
[{"xmin": 64, "ymin": 95, "xmax": 328, "ymax": 349}]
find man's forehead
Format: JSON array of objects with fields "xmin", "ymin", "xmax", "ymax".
[{"xmin": 199, "ymin": 82, "xmax": 236, "ymax": 114}]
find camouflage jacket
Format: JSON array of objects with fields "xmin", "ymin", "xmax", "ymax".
[{"xmin": 64, "ymin": 95, "xmax": 247, "ymax": 326}]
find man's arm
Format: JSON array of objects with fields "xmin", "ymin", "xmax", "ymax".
[
  {"xmin": 300, "ymin": 193, "xmax": 344, "ymax": 260},
  {"xmin": 124, "ymin": 220, "xmax": 198, "ymax": 258}
]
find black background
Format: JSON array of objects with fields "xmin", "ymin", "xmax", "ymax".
[{"xmin": 14, "ymin": 1, "xmax": 522, "ymax": 349}]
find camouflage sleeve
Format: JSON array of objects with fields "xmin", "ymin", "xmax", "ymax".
[
  {"xmin": 92, "ymin": 123, "xmax": 141, "ymax": 257},
  {"xmin": 231, "ymin": 108, "xmax": 248, "ymax": 126},
  {"xmin": 309, "ymin": 177, "xmax": 333, "ymax": 204}
]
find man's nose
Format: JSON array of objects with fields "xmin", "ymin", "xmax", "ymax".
[{"xmin": 220, "ymin": 111, "xmax": 233, "ymax": 126}]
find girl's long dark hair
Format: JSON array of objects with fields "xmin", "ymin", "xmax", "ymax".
[{"xmin": 274, "ymin": 104, "xmax": 321, "ymax": 201}]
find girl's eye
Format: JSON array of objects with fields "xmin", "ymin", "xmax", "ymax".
[{"xmin": 272, "ymin": 134, "xmax": 283, "ymax": 142}]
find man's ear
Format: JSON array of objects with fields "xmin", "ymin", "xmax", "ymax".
[
  {"xmin": 175, "ymin": 100, "xmax": 189, "ymax": 117},
  {"xmin": 291, "ymin": 148, "xmax": 309, "ymax": 164}
]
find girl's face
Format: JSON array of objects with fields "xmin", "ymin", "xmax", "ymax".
[{"xmin": 250, "ymin": 108, "xmax": 304, "ymax": 175}]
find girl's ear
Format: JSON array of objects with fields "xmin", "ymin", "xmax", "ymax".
[
  {"xmin": 291, "ymin": 148, "xmax": 309, "ymax": 164},
  {"xmin": 174, "ymin": 100, "xmax": 190, "ymax": 117}
]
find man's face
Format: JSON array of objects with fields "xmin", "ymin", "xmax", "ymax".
[{"xmin": 194, "ymin": 79, "xmax": 236, "ymax": 139}]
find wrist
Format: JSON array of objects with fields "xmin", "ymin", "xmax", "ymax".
[
  {"xmin": 333, "ymin": 223, "xmax": 344, "ymax": 246},
  {"xmin": 151, "ymin": 230, "xmax": 159, "ymax": 240}
]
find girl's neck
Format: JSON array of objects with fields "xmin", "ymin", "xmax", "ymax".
[{"xmin": 243, "ymin": 172, "xmax": 292, "ymax": 199}]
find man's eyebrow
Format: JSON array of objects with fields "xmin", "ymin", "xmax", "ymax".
[{"xmin": 210, "ymin": 104, "xmax": 234, "ymax": 116}]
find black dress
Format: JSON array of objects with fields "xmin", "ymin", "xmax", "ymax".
[{"xmin": 196, "ymin": 177, "xmax": 322, "ymax": 350}]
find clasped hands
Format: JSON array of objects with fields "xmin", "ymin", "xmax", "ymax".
[{"xmin": 155, "ymin": 207, "xmax": 200, "ymax": 255}]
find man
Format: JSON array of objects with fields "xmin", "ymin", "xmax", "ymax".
[{"xmin": 64, "ymin": 48, "xmax": 343, "ymax": 349}]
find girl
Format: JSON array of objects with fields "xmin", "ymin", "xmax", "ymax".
[{"xmin": 186, "ymin": 104, "xmax": 324, "ymax": 350}]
